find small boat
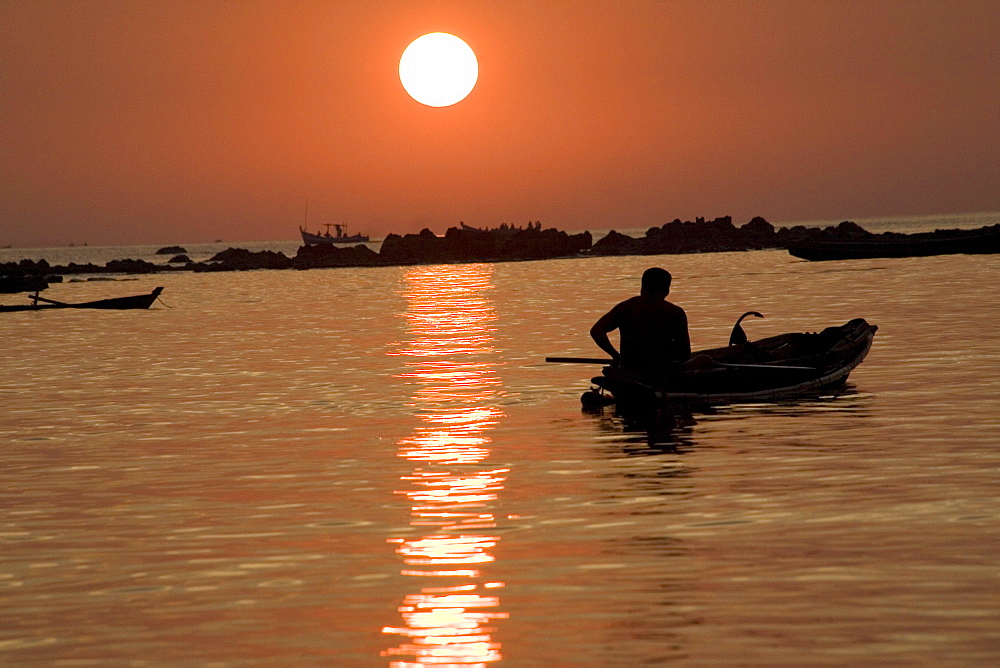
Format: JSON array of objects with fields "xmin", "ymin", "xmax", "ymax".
[
  {"xmin": 299, "ymin": 223, "xmax": 370, "ymax": 245},
  {"xmin": 0, "ymin": 287, "xmax": 164, "ymax": 313},
  {"xmin": 552, "ymin": 317, "xmax": 876, "ymax": 411},
  {"xmin": 787, "ymin": 225, "xmax": 1000, "ymax": 261}
]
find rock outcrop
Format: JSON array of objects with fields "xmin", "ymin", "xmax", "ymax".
[
  {"xmin": 293, "ymin": 243, "xmax": 381, "ymax": 268},
  {"xmin": 379, "ymin": 225, "xmax": 592, "ymax": 265},
  {"xmin": 590, "ymin": 217, "xmax": 882, "ymax": 256}
]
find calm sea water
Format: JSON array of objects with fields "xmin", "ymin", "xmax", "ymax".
[{"xmin": 2, "ymin": 214, "xmax": 999, "ymax": 665}]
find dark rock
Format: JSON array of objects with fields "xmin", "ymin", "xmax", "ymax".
[
  {"xmin": 380, "ymin": 225, "xmax": 591, "ymax": 264},
  {"xmin": 63, "ymin": 262, "xmax": 103, "ymax": 274},
  {"xmin": 775, "ymin": 220, "xmax": 875, "ymax": 246},
  {"xmin": 591, "ymin": 230, "xmax": 641, "ymax": 255},
  {"xmin": 590, "ymin": 216, "xmax": 762, "ymax": 256},
  {"xmin": 0, "ymin": 274, "xmax": 53, "ymax": 293},
  {"xmin": 105, "ymin": 258, "xmax": 159, "ymax": 274},
  {"xmin": 828, "ymin": 221, "xmax": 869, "ymax": 239},
  {"xmin": 742, "ymin": 216, "xmax": 775, "ymax": 236},
  {"xmin": 294, "ymin": 243, "xmax": 381, "ymax": 268},
  {"xmin": 739, "ymin": 217, "xmax": 778, "ymax": 249},
  {"xmin": 380, "ymin": 229, "xmax": 452, "ymax": 264},
  {"xmin": 206, "ymin": 248, "xmax": 293, "ymax": 270},
  {"xmin": 829, "ymin": 221, "xmax": 873, "ymax": 239},
  {"xmin": 167, "ymin": 254, "xmax": 191, "ymax": 264},
  {"xmin": 156, "ymin": 246, "xmax": 187, "ymax": 255},
  {"xmin": 590, "ymin": 215, "xmax": 881, "ymax": 255},
  {"xmin": 775, "ymin": 225, "xmax": 816, "ymax": 245}
]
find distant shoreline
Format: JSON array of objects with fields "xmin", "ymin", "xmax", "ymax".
[
  {"xmin": 4, "ymin": 210, "xmax": 998, "ymax": 255},
  {"xmin": 3, "ymin": 214, "xmax": 999, "ymax": 288}
]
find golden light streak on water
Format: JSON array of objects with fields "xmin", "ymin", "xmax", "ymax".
[{"xmin": 382, "ymin": 264, "xmax": 508, "ymax": 666}]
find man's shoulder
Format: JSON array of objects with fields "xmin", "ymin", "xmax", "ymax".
[
  {"xmin": 663, "ymin": 300, "xmax": 686, "ymax": 316},
  {"xmin": 611, "ymin": 296, "xmax": 647, "ymax": 314},
  {"xmin": 648, "ymin": 299, "xmax": 687, "ymax": 322},
  {"xmin": 612, "ymin": 296, "xmax": 687, "ymax": 319}
]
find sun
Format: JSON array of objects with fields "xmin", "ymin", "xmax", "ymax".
[{"xmin": 399, "ymin": 33, "xmax": 478, "ymax": 107}]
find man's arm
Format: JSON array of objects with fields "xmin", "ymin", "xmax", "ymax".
[
  {"xmin": 676, "ymin": 309, "xmax": 691, "ymax": 360},
  {"xmin": 590, "ymin": 309, "xmax": 621, "ymax": 365}
]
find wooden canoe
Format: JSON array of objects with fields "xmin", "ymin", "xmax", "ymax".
[{"xmin": 585, "ymin": 318, "xmax": 877, "ymax": 410}]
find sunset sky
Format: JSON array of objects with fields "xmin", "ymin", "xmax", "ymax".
[{"xmin": 3, "ymin": 0, "xmax": 999, "ymax": 247}]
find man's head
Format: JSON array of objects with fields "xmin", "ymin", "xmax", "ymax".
[{"xmin": 640, "ymin": 267, "xmax": 672, "ymax": 298}]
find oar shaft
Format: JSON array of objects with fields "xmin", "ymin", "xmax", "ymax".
[
  {"xmin": 545, "ymin": 357, "xmax": 815, "ymax": 371},
  {"xmin": 32, "ymin": 295, "xmax": 69, "ymax": 306},
  {"xmin": 716, "ymin": 362, "xmax": 816, "ymax": 370}
]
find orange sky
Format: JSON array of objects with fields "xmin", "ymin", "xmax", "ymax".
[{"xmin": 2, "ymin": 0, "xmax": 999, "ymax": 247}]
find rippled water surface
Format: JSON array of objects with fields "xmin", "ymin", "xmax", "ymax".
[{"xmin": 2, "ymin": 249, "xmax": 999, "ymax": 665}]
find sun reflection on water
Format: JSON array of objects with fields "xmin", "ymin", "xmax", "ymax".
[{"xmin": 382, "ymin": 265, "xmax": 508, "ymax": 667}]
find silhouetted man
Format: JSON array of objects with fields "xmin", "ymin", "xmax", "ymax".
[{"xmin": 590, "ymin": 267, "xmax": 691, "ymax": 376}]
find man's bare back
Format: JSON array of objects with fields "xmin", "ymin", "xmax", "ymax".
[{"xmin": 590, "ymin": 268, "xmax": 691, "ymax": 375}]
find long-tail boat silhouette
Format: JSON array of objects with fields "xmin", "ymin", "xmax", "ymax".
[
  {"xmin": 787, "ymin": 226, "xmax": 1000, "ymax": 260},
  {"xmin": 1, "ymin": 287, "xmax": 164, "ymax": 313}
]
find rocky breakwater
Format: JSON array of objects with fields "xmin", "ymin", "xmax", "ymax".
[
  {"xmin": 588, "ymin": 216, "xmax": 876, "ymax": 256},
  {"xmin": 16, "ymin": 215, "xmax": 966, "ymax": 282},
  {"xmin": 192, "ymin": 224, "xmax": 591, "ymax": 272},
  {"xmin": 1, "ymin": 223, "xmax": 594, "ymax": 282},
  {"xmin": 379, "ymin": 225, "xmax": 592, "ymax": 265},
  {"xmin": 0, "ymin": 258, "xmax": 162, "ymax": 291}
]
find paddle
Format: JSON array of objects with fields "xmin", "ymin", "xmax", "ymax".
[
  {"xmin": 715, "ymin": 362, "xmax": 816, "ymax": 371},
  {"xmin": 31, "ymin": 294, "xmax": 69, "ymax": 306},
  {"xmin": 545, "ymin": 356, "xmax": 815, "ymax": 371}
]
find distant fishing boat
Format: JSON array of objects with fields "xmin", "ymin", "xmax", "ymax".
[
  {"xmin": 297, "ymin": 200, "xmax": 370, "ymax": 245},
  {"xmin": 299, "ymin": 223, "xmax": 370, "ymax": 245}
]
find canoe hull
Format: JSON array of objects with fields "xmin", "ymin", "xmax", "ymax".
[{"xmin": 590, "ymin": 318, "xmax": 876, "ymax": 409}]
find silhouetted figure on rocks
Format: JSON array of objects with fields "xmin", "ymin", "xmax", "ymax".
[{"xmin": 590, "ymin": 267, "xmax": 691, "ymax": 377}]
